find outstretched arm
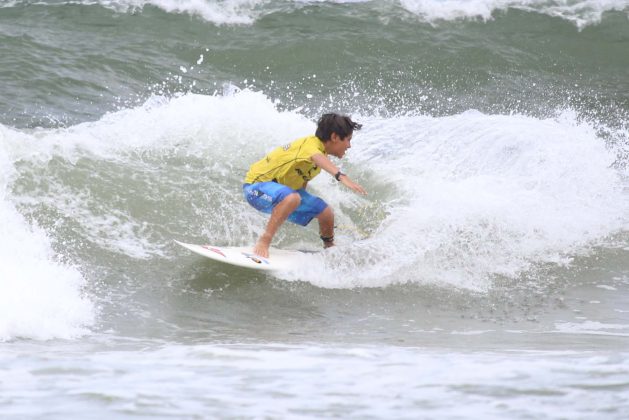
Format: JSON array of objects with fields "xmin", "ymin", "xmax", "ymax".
[{"xmin": 311, "ymin": 153, "xmax": 367, "ymax": 195}]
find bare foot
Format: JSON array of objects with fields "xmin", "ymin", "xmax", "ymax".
[{"xmin": 253, "ymin": 235, "xmax": 271, "ymax": 258}]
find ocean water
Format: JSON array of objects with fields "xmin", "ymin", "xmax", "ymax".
[{"xmin": 1, "ymin": 0, "xmax": 629, "ymax": 418}]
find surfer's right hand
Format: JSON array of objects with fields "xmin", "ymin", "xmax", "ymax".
[{"xmin": 340, "ymin": 175, "xmax": 367, "ymax": 195}]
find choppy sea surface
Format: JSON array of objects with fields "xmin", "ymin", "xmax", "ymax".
[{"xmin": 1, "ymin": 0, "xmax": 629, "ymax": 418}]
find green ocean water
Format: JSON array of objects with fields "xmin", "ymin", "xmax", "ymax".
[
  {"xmin": 2, "ymin": 1, "xmax": 628, "ymax": 127},
  {"xmin": 1, "ymin": 1, "xmax": 629, "ymax": 418}
]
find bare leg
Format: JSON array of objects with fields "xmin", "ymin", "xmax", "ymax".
[
  {"xmin": 253, "ymin": 192, "xmax": 301, "ymax": 258},
  {"xmin": 316, "ymin": 206, "xmax": 335, "ymax": 248}
]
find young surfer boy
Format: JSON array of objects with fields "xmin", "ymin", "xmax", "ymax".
[{"xmin": 243, "ymin": 113, "xmax": 367, "ymax": 258}]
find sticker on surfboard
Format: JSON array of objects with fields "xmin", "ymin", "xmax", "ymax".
[{"xmin": 174, "ymin": 240, "xmax": 308, "ymax": 271}]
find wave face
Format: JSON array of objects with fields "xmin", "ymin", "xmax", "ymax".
[{"xmin": 3, "ymin": 91, "xmax": 627, "ymax": 296}]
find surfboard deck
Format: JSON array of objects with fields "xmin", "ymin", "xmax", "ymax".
[{"xmin": 174, "ymin": 240, "xmax": 306, "ymax": 271}]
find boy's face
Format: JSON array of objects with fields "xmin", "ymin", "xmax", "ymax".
[{"xmin": 327, "ymin": 132, "xmax": 353, "ymax": 158}]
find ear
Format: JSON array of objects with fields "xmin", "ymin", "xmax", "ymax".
[{"xmin": 330, "ymin": 132, "xmax": 342, "ymax": 142}]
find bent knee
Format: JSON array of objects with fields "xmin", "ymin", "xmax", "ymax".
[{"xmin": 283, "ymin": 192, "xmax": 301, "ymax": 206}]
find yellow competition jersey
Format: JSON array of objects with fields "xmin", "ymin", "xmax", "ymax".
[{"xmin": 245, "ymin": 135, "xmax": 326, "ymax": 190}]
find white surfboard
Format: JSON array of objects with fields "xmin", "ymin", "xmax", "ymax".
[{"xmin": 174, "ymin": 240, "xmax": 307, "ymax": 271}]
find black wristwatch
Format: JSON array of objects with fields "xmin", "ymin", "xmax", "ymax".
[{"xmin": 334, "ymin": 170, "xmax": 345, "ymax": 181}]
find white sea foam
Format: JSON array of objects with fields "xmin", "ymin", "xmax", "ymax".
[
  {"xmin": 2, "ymin": 343, "xmax": 628, "ymax": 418},
  {"xmin": 555, "ymin": 321, "xmax": 629, "ymax": 336},
  {"xmin": 0, "ymin": 126, "xmax": 95, "ymax": 341}
]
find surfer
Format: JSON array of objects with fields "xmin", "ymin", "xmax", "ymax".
[{"xmin": 243, "ymin": 113, "xmax": 367, "ymax": 258}]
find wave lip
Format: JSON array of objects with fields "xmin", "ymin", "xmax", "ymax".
[
  {"xmin": 4, "ymin": 0, "xmax": 627, "ymax": 28},
  {"xmin": 398, "ymin": 0, "xmax": 629, "ymax": 28},
  {"xmin": 12, "ymin": 0, "xmax": 268, "ymax": 25}
]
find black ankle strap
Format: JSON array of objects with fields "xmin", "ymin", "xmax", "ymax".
[{"xmin": 320, "ymin": 235, "xmax": 334, "ymax": 244}]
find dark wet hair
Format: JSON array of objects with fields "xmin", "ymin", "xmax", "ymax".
[{"xmin": 315, "ymin": 113, "xmax": 362, "ymax": 142}]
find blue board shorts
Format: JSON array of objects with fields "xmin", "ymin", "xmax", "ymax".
[{"xmin": 243, "ymin": 182, "xmax": 327, "ymax": 226}]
